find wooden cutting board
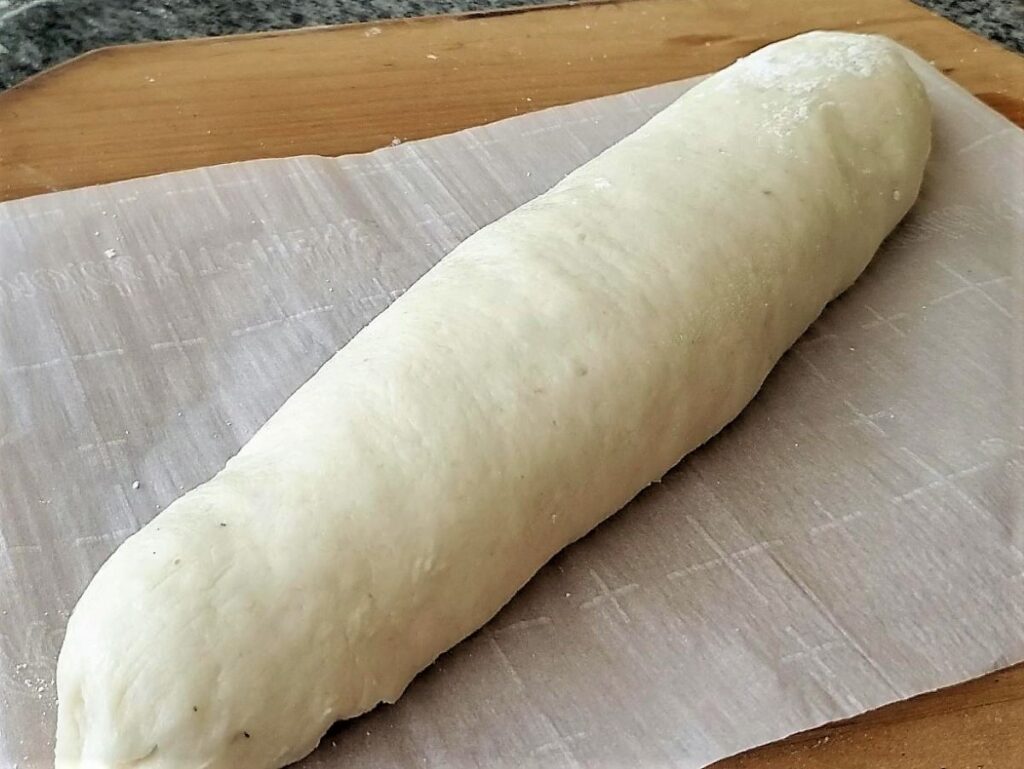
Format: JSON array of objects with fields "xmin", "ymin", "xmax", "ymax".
[
  {"xmin": 1, "ymin": 0, "xmax": 1022, "ymax": 202},
  {"xmin": 1, "ymin": 0, "xmax": 1022, "ymax": 766}
]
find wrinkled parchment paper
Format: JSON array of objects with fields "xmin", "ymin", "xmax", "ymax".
[{"xmin": 1, "ymin": 53, "xmax": 1022, "ymax": 768}]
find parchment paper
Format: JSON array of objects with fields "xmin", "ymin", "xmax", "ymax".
[{"xmin": 1, "ymin": 53, "xmax": 1022, "ymax": 769}]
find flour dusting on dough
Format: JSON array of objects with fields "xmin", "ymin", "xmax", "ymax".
[
  {"xmin": 735, "ymin": 32, "xmax": 892, "ymax": 92},
  {"xmin": 707, "ymin": 32, "xmax": 902, "ymax": 137}
]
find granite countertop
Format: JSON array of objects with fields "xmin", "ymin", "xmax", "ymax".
[{"xmin": 0, "ymin": 0, "xmax": 1022, "ymax": 90}]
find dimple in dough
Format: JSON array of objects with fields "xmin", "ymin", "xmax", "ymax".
[{"xmin": 55, "ymin": 31, "xmax": 931, "ymax": 769}]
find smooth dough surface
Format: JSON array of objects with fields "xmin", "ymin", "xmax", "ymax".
[{"xmin": 56, "ymin": 31, "xmax": 930, "ymax": 769}]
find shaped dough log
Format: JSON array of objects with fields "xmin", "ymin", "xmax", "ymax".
[{"xmin": 56, "ymin": 31, "xmax": 930, "ymax": 769}]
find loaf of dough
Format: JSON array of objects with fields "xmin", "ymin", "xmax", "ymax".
[{"xmin": 55, "ymin": 31, "xmax": 930, "ymax": 769}]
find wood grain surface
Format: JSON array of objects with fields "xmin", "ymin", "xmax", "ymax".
[
  {"xmin": 1, "ymin": 0, "xmax": 1022, "ymax": 766},
  {"xmin": 0, "ymin": 0, "xmax": 1021, "ymax": 202}
]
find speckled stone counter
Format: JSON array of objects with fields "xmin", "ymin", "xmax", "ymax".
[{"xmin": 0, "ymin": 0, "xmax": 1021, "ymax": 90}]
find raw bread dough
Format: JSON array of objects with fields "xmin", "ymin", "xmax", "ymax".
[{"xmin": 55, "ymin": 31, "xmax": 930, "ymax": 769}]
